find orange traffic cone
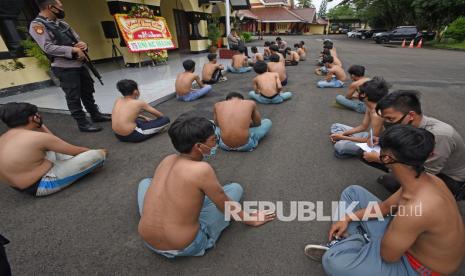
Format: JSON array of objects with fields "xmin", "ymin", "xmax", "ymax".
[
  {"xmin": 402, "ymin": 39, "xmax": 406, "ymax": 48},
  {"xmin": 409, "ymin": 39, "xmax": 414, "ymax": 48},
  {"xmin": 417, "ymin": 39, "xmax": 423, "ymax": 48}
]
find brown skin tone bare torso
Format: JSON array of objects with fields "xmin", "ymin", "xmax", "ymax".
[
  {"xmin": 202, "ymin": 62, "xmax": 223, "ymax": 81},
  {"xmin": 330, "ymin": 165, "xmax": 465, "ymax": 274},
  {"xmin": 231, "ymin": 53, "xmax": 248, "ymax": 69},
  {"xmin": 267, "ymin": 62, "xmax": 287, "ymax": 82},
  {"xmin": 112, "ymin": 96, "xmax": 164, "ymax": 136},
  {"xmin": 253, "ymin": 72, "xmax": 282, "ymax": 98},
  {"xmin": 138, "ymin": 138, "xmax": 275, "ymax": 251},
  {"xmin": 286, "ymin": 51, "xmax": 300, "ymax": 62},
  {"xmin": 296, "ymin": 48, "xmax": 306, "ymax": 60},
  {"xmin": 214, "ymin": 99, "xmax": 261, "ymax": 148},
  {"xmin": 326, "ymin": 64, "xmax": 347, "ymax": 82},
  {"xmin": 175, "ymin": 72, "xmax": 203, "ymax": 96},
  {"xmin": 0, "ymin": 126, "xmax": 90, "ymax": 189}
]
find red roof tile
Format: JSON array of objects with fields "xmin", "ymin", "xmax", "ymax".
[
  {"xmin": 236, "ymin": 9, "xmax": 259, "ymax": 20},
  {"xmin": 290, "ymin": 8, "xmax": 316, "ymax": 23},
  {"xmin": 250, "ymin": 7, "xmax": 303, "ymax": 22}
]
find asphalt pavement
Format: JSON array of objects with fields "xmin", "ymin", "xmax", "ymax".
[{"xmin": 1, "ymin": 35, "xmax": 465, "ymax": 275}]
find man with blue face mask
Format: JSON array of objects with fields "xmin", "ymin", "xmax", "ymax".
[{"xmin": 137, "ymin": 116, "xmax": 275, "ymax": 258}]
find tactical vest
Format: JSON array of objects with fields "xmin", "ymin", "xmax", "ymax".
[{"xmin": 32, "ymin": 16, "xmax": 76, "ymax": 60}]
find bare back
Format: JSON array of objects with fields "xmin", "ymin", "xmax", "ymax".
[
  {"xmin": 254, "ymin": 72, "xmax": 280, "ymax": 97},
  {"xmin": 214, "ymin": 100, "xmax": 257, "ymax": 147},
  {"xmin": 202, "ymin": 63, "xmax": 218, "ymax": 81},
  {"xmin": 232, "ymin": 54, "xmax": 247, "ymax": 69},
  {"xmin": 267, "ymin": 62, "xmax": 286, "ymax": 81},
  {"xmin": 138, "ymin": 155, "xmax": 208, "ymax": 250},
  {"xmin": 297, "ymin": 48, "xmax": 306, "ymax": 59},
  {"xmin": 395, "ymin": 175, "xmax": 465, "ymax": 274},
  {"xmin": 329, "ymin": 65, "xmax": 347, "ymax": 81},
  {"xmin": 0, "ymin": 130, "xmax": 53, "ymax": 189},
  {"xmin": 112, "ymin": 98, "xmax": 146, "ymax": 135},
  {"xmin": 175, "ymin": 72, "xmax": 197, "ymax": 96}
]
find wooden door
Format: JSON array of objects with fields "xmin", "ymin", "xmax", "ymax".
[{"xmin": 173, "ymin": 9, "xmax": 190, "ymax": 52}]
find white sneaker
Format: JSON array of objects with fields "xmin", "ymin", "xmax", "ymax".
[
  {"xmin": 219, "ymin": 76, "xmax": 228, "ymax": 82},
  {"xmin": 304, "ymin": 244, "xmax": 329, "ymax": 262}
]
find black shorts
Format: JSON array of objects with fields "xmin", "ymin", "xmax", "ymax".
[{"xmin": 115, "ymin": 117, "xmax": 170, "ymax": 143}]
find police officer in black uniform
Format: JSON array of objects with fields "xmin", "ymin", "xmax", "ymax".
[{"xmin": 29, "ymin": 0, "xmax": 111, "ymax": 132}]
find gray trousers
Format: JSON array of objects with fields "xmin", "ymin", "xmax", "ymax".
[{"xmin": 322, "ymin": 185, "xmax": 418, "ymax": 276}]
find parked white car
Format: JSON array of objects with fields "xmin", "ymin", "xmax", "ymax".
[{"xmin": 347, "ymin": 31, "xmax": 357, "ymax": 38}]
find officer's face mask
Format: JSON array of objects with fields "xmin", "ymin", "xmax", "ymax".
[
  {"xmin": 50, "ymin": 5, "xmax": 66, "ymax": 19},
  {"xmin": 383, "ymin": 113, "xmax": 410, "ymax": 129}
]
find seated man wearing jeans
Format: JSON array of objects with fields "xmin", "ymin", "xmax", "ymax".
[
  {"xmin": 175, "ymin": 59, "xmax": 212, "ymax": 102},
  {"xmin": 112, "ymin": 79, "xmax": 170, "ymax": 143},
  {"xmin": 305, "ymin": 125, "xmax": 465, "ymax": 276},
  {"xmin": 335, "ymin": 65, "xmax": 370, "ymax": 113},
  {"xmin": 317, "ymin": 55, "xmax": 347, "ymax": 89},
  {"xmin": 0, "ymin": 103, "xmax": 106, "ymax": 197},
  {"xmin": 330, "ymin": 77, "xmax": 389, "ymax": 159},
  {"xmin": 249, "ymin": 61, "xmax": 292, "ymax": 104},
  {"xmin": 227, "ymin": 47, "xmax": 252, "ymax": 74},
  {"xmin": 214, "ymin": 92, "xmax": 272, "ymax": 152},
  {"xmin": 138, "ymin": 116, "xmax": 275, "ymax": 258},
  {"xmin": 362, "ymin": 90, "xmax": 465, "ymax": 200}
]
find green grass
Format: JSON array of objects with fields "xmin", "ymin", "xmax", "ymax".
[{"xmin": 429, "ymin": 40, "xmax": 465, "ymax": 51}]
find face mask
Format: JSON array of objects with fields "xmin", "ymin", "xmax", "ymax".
[
  {"xmin": 51, "ymin": 6, "xmax": 66, "ymax": 19},
  {"xmin": 201, "ymin": 144, "xmax": 218, "ymax": 160},
  {"xmin": 383, "ymin": 113, "xmax": 408, "ymax": 129}
]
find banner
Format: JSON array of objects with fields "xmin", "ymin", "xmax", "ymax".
[{"xmin": 114, "ymin": 14, "xmax": 175, "ymax": 53}]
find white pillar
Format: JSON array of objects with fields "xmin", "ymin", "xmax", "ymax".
[{"xmin": 225, "ymin": 0, "xmax": 231, "ymax": 36}]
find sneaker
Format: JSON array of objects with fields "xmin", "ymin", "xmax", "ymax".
[
  {"xmin": 219, "ymin": 76, "xmax": 228, "ymax": 82},
  {"xmin": 304, "ymin": 239, "xmax": 342, "ymax": 262}
]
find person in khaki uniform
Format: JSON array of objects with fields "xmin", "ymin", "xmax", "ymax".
[{"xmin": 29, "ymin": 0, "xmax": 110, "ymax": 132}]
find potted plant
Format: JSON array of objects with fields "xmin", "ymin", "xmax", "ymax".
[
  {"xmin": 208, "ymin": 22, "xmax": 221, "ymax": 53},
  {"xmin": 21, "ymin": 39, "xmax": 60, "ymax": 86}
]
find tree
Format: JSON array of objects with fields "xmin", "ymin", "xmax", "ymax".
[
  {"xmin": 297, "ymin": 0, "xmax": 314, "ymax": 8},
  {"xmin": 327, "ymin": 4, "xmax": 357, "ymax": 19},
  {"xmin": 340, "ymin": 0, "xmax": 465, "ymax": 31}
]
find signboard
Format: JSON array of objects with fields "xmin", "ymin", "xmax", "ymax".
[{"xmin": 114, "ymin": 14, "xmax": 175, "ymax": 53}]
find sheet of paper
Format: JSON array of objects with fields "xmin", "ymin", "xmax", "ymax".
[{"xmin": 356, "ymin": 143, "xmax": 381, "ymax": 154}]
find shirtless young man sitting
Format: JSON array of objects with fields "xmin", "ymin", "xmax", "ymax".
[
  {"xmin": 315, "ymin": 49, "xmax": 342, "ymax": 75},
  {"xmin": 284, "ymin": 47, "xmax": 300, "ymax": 66},
  {"xmin": 202, "ymin": 54, "xmax": 227, "ymax": 85},
  {"xmin": 249, "ymin": 46, "xmax": 264, "ymax": 66},
  {"xmin": 330, "ymin": 77, "xmax": 389, "ymax": 159},
  {"xmin": 227, "ymin": 47, "xmax": 251, "ymax": 74},
  {"xmin": 176, "ymin": 59, "xmax": 212, "ymax": 102},
  {"xmin": 295, "ymin": 43, "xmax": 306, "ymax": 61},
  {"xmin": 264, "ymin": 41, "xmax": 272, "ymax": 60},
  {"xmin": 267, "ymin": 54, "xmax": 288, "ymax": 86},
  {"xmin": 305, "ymin": 125, "xmax": 465, "ymax": 276},
  {"xmin": 249, "ymin": 61, "xmax": 293, "ymax": 104},
  {"xmin": 335, "ymin": 65, "xmax": 370, "ymax": 113},
  {"xmin": 137, "ymin": 116, "xmax": 275, "ymax": 258},
  {"xmin": 317, "ymin": 55, "xmax": 347, "ymax": 89},
  {"xmin": 270, "ymin": 44, "xmax": 285, "ymax": 63},
  {"xmin": 214, "ymin": 92, "xmax": 272, "ymax": 152},
  {"xmin": 0, "ymin": 103, "xmax": 106, "ymax": 197},
  {"xmin": 112, "ymin": 79, "xmax": 170, "ymax": 143}
]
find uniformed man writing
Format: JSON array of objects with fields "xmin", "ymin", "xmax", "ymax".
[{"xmin": 29, "ymin": 0, "xmax": 111, "ymax": 132}]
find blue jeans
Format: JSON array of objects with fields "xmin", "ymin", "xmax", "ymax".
[
  {"xmin": 323, "ymin": 185, "xmax": 418, "ymax": 276},
  {"xmin": 137, "ymin": 179, "xmax": 243, "ymax": 258},
  {"xmin": 318, "ymin": 77, "xmax": 345, "ymax": 88},
  {"xmin": 227, "ymin": 66, "xmax": 252, "ymax": 74},
  {"xmin": 215, "ymin": 119, "xmax": 272, "ymax": 152},
  {"xmin": 177, "ymin": 85, "xmax": 212, "ymax": 102},
  {"xmin": 248, "ymin": 91, "xmax": 293, "ymax": 104},
  {"xmin": 335, "ymin": 95, "xmax": 366, "ymax": 113},
  {"xmin": 331, "ymin": 123, "xmax": 368, "ymax": 159}
]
